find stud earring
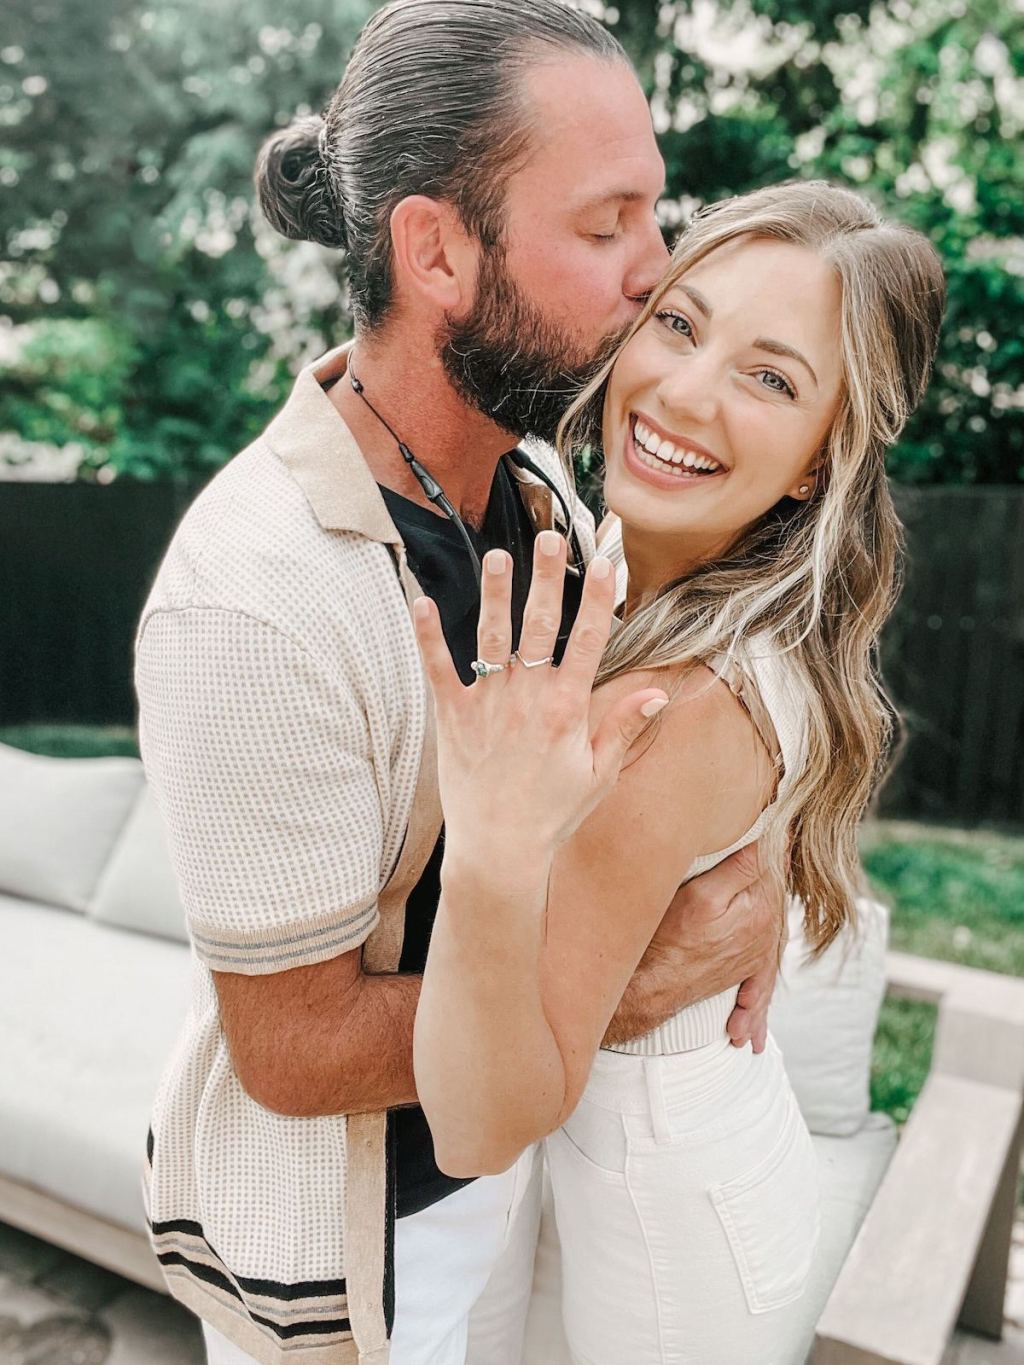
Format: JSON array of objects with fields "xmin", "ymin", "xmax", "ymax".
[{"xmin": 799, "ymin": 484, "xmax": 811, "ymax": 495}]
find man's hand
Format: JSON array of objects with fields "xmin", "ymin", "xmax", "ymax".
[{"xmin": 605, "ymin": 841, "xmax": 785, "ymax": 1051}]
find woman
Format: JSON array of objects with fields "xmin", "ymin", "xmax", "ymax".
[{"xmin": 412, "ymin": 181, "xmax": 945, "ymax": 1364}]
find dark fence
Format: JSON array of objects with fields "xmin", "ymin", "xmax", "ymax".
[
  {"xmin": 1, "ymin": 480, "xmax": 1022, "ymax": 828},
  {"xmin": 880, "ymin": 487, "xmax": 1024, "ymax": 829},
  {"xmin": 0, "ymin": 480, "xmax": 205, "ymax": 728}
]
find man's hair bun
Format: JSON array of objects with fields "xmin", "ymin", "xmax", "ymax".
[{"xmin": 253, "ymin": 114, "xmax": 347, "ymax": 249}]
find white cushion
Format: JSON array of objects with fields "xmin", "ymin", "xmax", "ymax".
[
  {"xmin": 0, "ymin": 744, "xmax": 144, "ymax": 913},
  {"xmin": 793, "ymin": 1115, "xmax": 898, "ymax": 1362},
  {"xmin": 770, "ymin": 896, "xmax": 889, "ymax": 1137},
  {"xmin": 0, "ymin": 892, "xmax": 192, "ymax": 1232},
  {"xmin": 88, "ymin": 784, "xmax": 189, "ymax": 944},
  {"xmin": 520, "ymin": 1116, "xmax": 898, "ymax": 1365}
]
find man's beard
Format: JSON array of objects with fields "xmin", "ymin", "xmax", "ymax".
[{"xmin": 437, "ymin": 244, "xmax": 624, "ymax": 445}]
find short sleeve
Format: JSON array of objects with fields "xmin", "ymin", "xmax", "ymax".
[{"xmin": 135, "ymin": 606, "xmax": 382, "ymax": 974}]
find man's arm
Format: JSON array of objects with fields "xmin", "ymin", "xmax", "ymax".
[
  {"xmin": 604, "ymin": 842, "xmax": 783, "ymax": 1050},
  {"xmin": 213, "ymin": 951, "xmax": 421, "ymax": 1116},
  {"xmin": 213, "ymin": 843, "xmax": 782, "ymax": 1118}
]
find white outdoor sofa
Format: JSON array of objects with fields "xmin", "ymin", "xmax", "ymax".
[{"xmin": 0, "ymin": 742, "xmax": 1020, "ymax": 1365}]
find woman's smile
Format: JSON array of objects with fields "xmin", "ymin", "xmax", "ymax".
[
  {"xmin": 624, "ymin": 411, "xmax": 728, "ymax": 490},
  {"xmin": 600, "ymin": 237, "xmax": 846, "ymax": 584}
]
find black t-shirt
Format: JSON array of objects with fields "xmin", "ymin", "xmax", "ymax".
[{"xmin": 380, "ymin": 455, "xmax": 583, "ymax": 1218}]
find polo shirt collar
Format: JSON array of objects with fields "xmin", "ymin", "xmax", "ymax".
[{"xmin": 263, "ymin": 339, "xmax": 403, "ymax": 547}]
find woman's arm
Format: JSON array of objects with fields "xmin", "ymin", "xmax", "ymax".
[
  {"xmin": 539, "ymin": 667, "xmax": 774, "ymax": 1120},
  {"xmin": 411, "ymin": 533, "xmax": 665, "ymax": 1175},
  {"xmin": 412, "ymin": 534, "xmax": 772, "ymax": 1176},
  {"xmin": 413, "ymin": 837, "xmax": 564, "ymax": 1175},
  {"xmin": 416, "ymin": 663, "xmax": 770, "ymax": 1176}
]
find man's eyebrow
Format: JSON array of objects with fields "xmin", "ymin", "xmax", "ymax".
[
  {"xmin": 752, "ymin": 338, "xmax": 819, "ymax": 389},
  {"xmin": 571, "ymin": 187, "xmax": 664, "ymax": 215}
]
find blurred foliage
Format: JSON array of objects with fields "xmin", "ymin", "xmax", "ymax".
[
  {"xmin": 0, "ymin": 0, "xmax": 373, "ymax": 479},
  {"xmin": 870, "ymin": 998, "xmax": 935, "ymax": 1126},
  {"xmin": 862, "ymin": 821, "xmax": 1024, "ymax": 976},
  {"xmin": 862, "ymin": 818, "xmax": 1024, "ymax": 1123},
  {"xmin": 1, "ymin": 0, "xmax": 1021, "ymax": 481}
]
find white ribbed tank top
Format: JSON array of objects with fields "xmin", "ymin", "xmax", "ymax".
[{"xmin": 602, "ymin": 537, "xmax": 809, "ymax": 1056}]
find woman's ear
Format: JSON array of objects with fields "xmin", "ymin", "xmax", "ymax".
[
  {"xmin": 389, "ymin": 195, "xmax": 478, "ymax": 314},
  {"xmin": 788, "ymin": 452, "xmax": 825, "ymax": 502}
]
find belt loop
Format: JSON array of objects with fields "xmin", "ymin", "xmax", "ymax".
[{"xmin": 643, "ymin": 1057, "xmax": 671, "ymax": 1145}]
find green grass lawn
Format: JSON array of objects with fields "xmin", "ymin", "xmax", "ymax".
[
  {"xmin": 3, "ymin": 726, "xmax": 1021, "ymax": 1131},
  {"xmin": 861, "ymin": 819, "xmax": 1024, "ymax": 1124}
]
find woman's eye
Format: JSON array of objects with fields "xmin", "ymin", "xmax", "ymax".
[
  {"xmin": 590, "ymin": 230, "xmax": 619, "ymax": 242},
  {"xmin": 654, "ymin": 309, "xmax": 694, "ymax": 339},
  {"xmin": 757, "ymin": 369, "xmax": 797, "ymax": 399}
]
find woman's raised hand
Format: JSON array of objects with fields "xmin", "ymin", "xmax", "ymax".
[{"xmin": 413, "ymin": 530, "xmax": 669, "ymax": 864}]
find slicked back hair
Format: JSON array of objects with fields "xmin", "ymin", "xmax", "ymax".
[{"xmin": 254, "ymin": 0, "xmax": 628, "ymax": 330}]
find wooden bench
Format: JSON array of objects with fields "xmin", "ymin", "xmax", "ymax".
[{"xmin": 814, "ymin": 953, "xmax": 1024, "ymax": 1365}]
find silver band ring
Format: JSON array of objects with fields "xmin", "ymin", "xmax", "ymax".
[
  {"xmin": 515, "ymin": 652, "xmax": 554, "ymax": 669},
  {"xmin": 471, "ymin": 657, "xmax": 513, "ymax": 678}
]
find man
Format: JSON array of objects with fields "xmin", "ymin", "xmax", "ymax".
[{"xmin": 135, "ymin": 4, "xmax": 781, "ymax": 1364}]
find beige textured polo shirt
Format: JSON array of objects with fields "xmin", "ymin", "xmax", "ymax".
[{"xmin": 134, "ymin": 340, "xmax": 595, "ymax": 1365}]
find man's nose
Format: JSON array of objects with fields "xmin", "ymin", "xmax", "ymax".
[{"xmin": 624, "ymin": 216, "xmax": 671, "ymax": 304}]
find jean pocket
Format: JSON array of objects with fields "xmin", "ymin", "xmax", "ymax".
[
  {"xmin": 709, "ymin": 1097, "xmax": 820, "ymax": 1314},
  {"xmin": 548, "ymin": 1110, "xmax": 627, "ymax": 1184}
]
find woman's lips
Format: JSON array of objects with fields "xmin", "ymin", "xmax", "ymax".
[{"xmin": 621, "ymin": 416, "xmax": 728, "ymax": 491}]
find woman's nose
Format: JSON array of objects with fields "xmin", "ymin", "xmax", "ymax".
[{"xmin": 656, "ymin": 357, "xmax": 721, "ymax": 428}]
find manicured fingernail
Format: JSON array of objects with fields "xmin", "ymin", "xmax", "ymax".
[
  {"xmin": 641, "ymin": 697, "xmax": 669, "ymax": 718},
  {"xmin": 590, "ymin": 556, "xmax": 612, "ymax": 580},
  {"xmin": 485, "ymin": 550, "xmax": 508, "ymax": 575},
  {"xmin": 538, "ymin": 530, "xmax": 562, "ymax": 557},
  {"xmin": 413, "ymin": 597, "xmax": 430, "ymax": 620}
]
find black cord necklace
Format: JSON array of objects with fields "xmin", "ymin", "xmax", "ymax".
[
  {"xmin": 348, "ymin": 357, "xmax": 483, "ymax": 586},
  {"xmin": 348, "ymin": 356, "xmax": 584, "ymax": 584}
]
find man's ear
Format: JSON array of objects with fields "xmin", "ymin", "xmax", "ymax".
[{"xmin": 389, "ymin": 195, "xmax": 478, "ymax": 314}]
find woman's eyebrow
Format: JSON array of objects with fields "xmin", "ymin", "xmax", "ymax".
[
  {"xmin": 677, "ymin": 284, "xmax": 819, "ymax": 388},
  {"xmin": 752, "ymin": 338, "xmax": 819, "ymax": 389},
  {"xmin": 679, "ymin": 285, "xmax": 712, "ymax": 317}
]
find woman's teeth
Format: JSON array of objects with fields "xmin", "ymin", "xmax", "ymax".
[{"xmin": 632, "ymin": 418, "xmax": 723, "ymax": 477}]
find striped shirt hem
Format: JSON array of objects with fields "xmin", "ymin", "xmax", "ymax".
[
  {"xmin": 149, "ymin": 1217, "xmax": 353, "ymax": 1343},
  {"xmin": 190, "ymin": 898, "xmax": 380, "ymax": 971}
]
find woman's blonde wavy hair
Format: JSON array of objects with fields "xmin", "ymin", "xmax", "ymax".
[{"xmin": 556, "ymin": 180, "xmax": 946, "ymax": 954}]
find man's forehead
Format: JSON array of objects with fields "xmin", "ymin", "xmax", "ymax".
[{"xmin": 519, "ymin": 55, "xmax": 662, "ymax": 171}]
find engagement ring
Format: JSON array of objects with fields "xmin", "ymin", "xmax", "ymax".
[{"xmin": 471, "ymin": 657, "xmax": 513, "ymax": 678}]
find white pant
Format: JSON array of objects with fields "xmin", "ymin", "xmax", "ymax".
[
  {"xmin": 202, "ymin": 1143, "xmax": 541, "ymax": 1365},
  {"xmin": 545, "ymin": 1034, "xmax": 820, "ymax": 1365}
]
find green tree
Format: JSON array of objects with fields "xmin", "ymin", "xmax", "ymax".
[
  {"xmin": 1, "ymin": 0, "xmax": 372, "ymax": 478},
  {"xmin": 599, "ymin": 0, "xmax": 1024, "ymax": 483},
  {"xmin": 1, "ymin": 0, "xmax": 1021, "ymax": 483}
]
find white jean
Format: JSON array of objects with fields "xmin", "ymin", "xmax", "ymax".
[
  {"xmin": 202, "ymin": 1142, "xmax": 542, "ymax": 1365},
  {"xmin": 545, "ymin": 1034, "xmax": 820, "ymax": 1365}
]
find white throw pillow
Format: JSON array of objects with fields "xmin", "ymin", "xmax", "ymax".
[
  {"xmin": 0, "ymin": 743, "xmax": 144, "ymax": 913},
  {"xmin": 88, "ymin": 783, "xmax": 189, "ymax": 944},
  {"xmin": 769, "ymin": 894, "xmax": 889, "ymax": 1137}
]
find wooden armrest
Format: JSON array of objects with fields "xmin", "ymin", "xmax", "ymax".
[{"xmin": 813, "ymin": 954, "xmax": 1024, "ymax": 1365}]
